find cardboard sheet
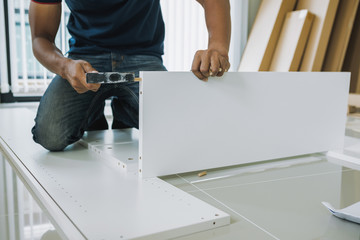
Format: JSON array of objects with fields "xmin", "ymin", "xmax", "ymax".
[
  {"xmin": 296, "ymin": 0, "xmax": 339, "ymax": 71},
  {"xmin": 322, "ymin": 201, "xmax": 360, "ymax": 224},
  {"xmin": 238, "ymin": 0, "xmax": 296, "ymax": 71},
  {"xmin": 269, "ymin": 10, "xmax": 314, "ymax": 71}
]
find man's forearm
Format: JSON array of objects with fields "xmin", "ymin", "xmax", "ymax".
[
  {"xmin": 201, "ymin": 0, "xmax": 231, "ymax": 54},
  {"xmin": 32, "ymin": 37, "xmax": 69, "ymax": 78},
  {"xmin": 192, "ymin": 0, "xmax": 231, "ymax": 80},
  {"xmin": 29, "ymin": 1, "xmax": 68, "ymax": 78},
  {"xmin": 32, "ymin": 37, "xmax": 99, "ymax": 93}
]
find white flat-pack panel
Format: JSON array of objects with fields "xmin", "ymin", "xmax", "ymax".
[
  {"xmin": 81, "ymin": 129, "xmax": 139, "ymax": 172},
  {"xmin": 139, "ymin": 72, "xmax": 350, "ymax": 177},
  {"xmin": 91, "ymin": 142, "xmax": 139, "ymax": 171},
  {"xmin": 0, "ymin": 108, "xmax": 229, "ymax": 239},
  {"xmin": 80, "ymin": 128, "xmax": 138, "ymax": 147}
]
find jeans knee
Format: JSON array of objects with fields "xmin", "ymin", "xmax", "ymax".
[
  {"xmin": 32, "ymin": 125, "xmax": 73, "ymax": 151},
  {"xmin": 41, "ymin": 141, "xmax": 67, "ymax": 152}
]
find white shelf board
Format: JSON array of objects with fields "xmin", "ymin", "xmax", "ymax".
[
  {"xmin": 139, "ymin": 71, "xmax": 350, "ymax": 177},
  {"xmin": 81, "ymin": 130, "xmax": 139, "ymax": 172},
  {"xmin": 0, "ymin": 108, "xmax": 230, "ymax": 239}
]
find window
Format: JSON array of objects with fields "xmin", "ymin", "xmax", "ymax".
[{"xmin": 5, "ymin": 0, "xmax": 70, "ymax": 96}]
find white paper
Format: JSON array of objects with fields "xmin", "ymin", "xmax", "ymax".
[{"xmin": 322, "ymin": 201, "xmax": 360, "ymax": 224}]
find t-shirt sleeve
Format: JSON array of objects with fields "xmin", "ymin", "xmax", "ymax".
[{"xmin": 31, "ymin": 0, "xmax": 62, "ymax": 4}]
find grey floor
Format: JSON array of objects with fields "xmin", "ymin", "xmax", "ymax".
[
  {"xmin": 164, "ymin": 157, "xmax": 360, "ymax": 239},
  {"xmin": 1, "ymin": 103, "xmax": 360, "ymax": 240}
]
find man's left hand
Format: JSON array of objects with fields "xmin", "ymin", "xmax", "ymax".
[{"xmin": 191, "ymin": 48, "xmax": 230, "ymax": 81}]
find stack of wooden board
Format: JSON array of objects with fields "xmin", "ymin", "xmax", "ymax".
[
  {"xmin": 269, "ymin": 10, "xmax": 314, "ymax": 71},
  {"xmin": 322, "ymin": 0, "xmax": 360, "ymax": 72},
  {"xmin": 342, "ymin": 3, "xmax": 360, "ymax": 93},
  {"xmin": 239, "ymin": 0, "xmax": 360, "ymax": 84},
  {"xmin": 238, "ymin": 0, "xmax": 297, "ymax": 71},
  {"xmin": 295, "ymin": 0, "xmax": 339, "ymax": 71}
]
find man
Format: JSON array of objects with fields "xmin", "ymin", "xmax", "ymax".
[{"xmin": 29, "ymin": 0, "xmax": 231, "ymax": 151}]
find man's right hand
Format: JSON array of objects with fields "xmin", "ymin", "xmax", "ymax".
[{"xmin": 62, "ymin": 59, "xmax": 100, "ymax": 94}]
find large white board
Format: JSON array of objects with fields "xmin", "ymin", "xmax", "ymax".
[
  {"xmin": 0, "ymin": 108, "xmax": 229, "ymax": 240},
  {"xmin": 139, "ymin": 72, "xmax": 350, "ymax": 178}
]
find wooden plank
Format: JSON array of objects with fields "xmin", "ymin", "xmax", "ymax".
[
  {"xmin": 296, "ymin": 0, "xmax": 339, "ymax": 71},
  {"xmin": 139, "ymin": 72, "xmax": 349, "ymax": 178},
  {"xmin": 269, "ymin": 10, "xmax": 314, "ymax": 72},
  {"xmin": 238, "ymin": 0, "xmax": 296, "ymax": 71},
  {"xmin": 349, "ymin": 93, "xmax": 360, "ymax": 108},
  {"xmin": 322, "ymin": 0, "xmax": 359, "ymax": 71}
]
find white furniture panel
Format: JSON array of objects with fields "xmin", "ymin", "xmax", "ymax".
[
  {"xmin": 0, "ymin": 108, "xmax": 229, "ymax": 239},
  {"xmin": 80, "ymin": 129, "xmax": 139, "ymax": 171},
  {"xmin": 139, "ymin": 72, "xmax": 349, "ymax": 178}
]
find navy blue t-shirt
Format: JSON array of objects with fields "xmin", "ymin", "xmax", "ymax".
[{"xmin": 32, "ymin": 0, "xmax": 165, "ymax": 57}]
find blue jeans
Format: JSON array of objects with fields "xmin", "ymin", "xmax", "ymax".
[{"xmin": 32, "ymin": 53, "xmax": 166, "ymax": 151}]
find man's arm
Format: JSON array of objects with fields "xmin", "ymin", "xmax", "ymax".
[
  {"xmin": 29, "ymin": 1, "xmax": 99, "ymax": 93},
  {"xmin": 192, "ymin": 0, "xmax": 231, "ymax": 81}
]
